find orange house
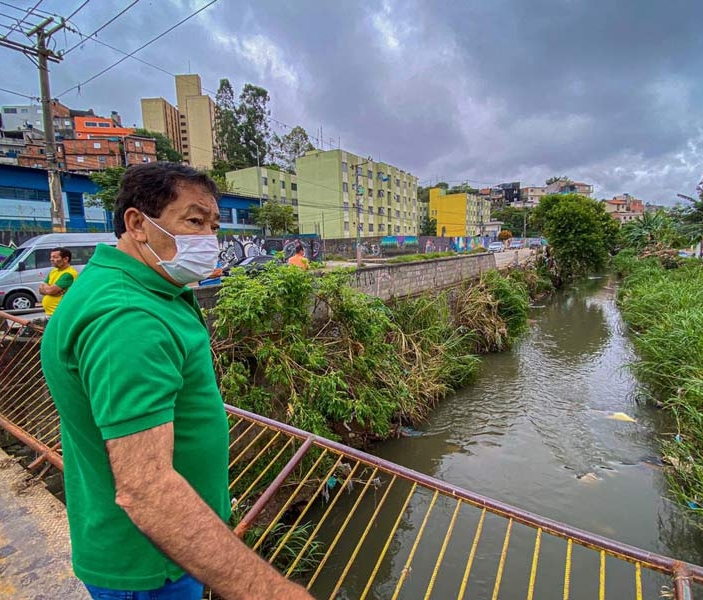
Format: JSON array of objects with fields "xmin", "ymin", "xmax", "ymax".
[{"xmin": 74, "ymin": 115, "xmax": 135, "ymax": 139}]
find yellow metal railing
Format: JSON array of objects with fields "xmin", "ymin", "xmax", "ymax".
[{"xmin": 1, "ymin": 313, "xmax": 702, "ymax": 599}]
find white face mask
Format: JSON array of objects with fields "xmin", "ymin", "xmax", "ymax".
[{"xmin": 142, "ymin": 213, "xmax": 220, "ymax": 285}]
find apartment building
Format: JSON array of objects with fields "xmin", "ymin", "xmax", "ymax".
[
  {"xmin": 225, "ymin": 166, "xmax": 299, "ymax": 224},
  {"xmin": 73, "ymin": 114, "xmax": 134, "ymax": 140},
  {"xmin": 295, "ymin": 149, "xmax": 418, "ymax": 239},
  {"xmin": 429, "ymin": 187, "xmax": 491, "ymax": 237},
  {"xmin": 545, "ymin": 179, "xmax": 593, "ymax": 196},
  {"xmin": 520, "ymin": 186, "xmax": 546, "ymax": 207},
  {"xmin": 141, "ymin": 97, "xmax": 182, "ymax": 154},
  {"xmin": 602, "ymin": 193, "xmax": 644, "ymax": 225},
  {"xmin": 17, "ymin": 136, "xmax": 157, "ymax": 171},
  {"xmin": 140, "ymin": 74, "xmax": 217, "ymax": 169}
]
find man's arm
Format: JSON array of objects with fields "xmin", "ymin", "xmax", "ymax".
[
  {"xmin": 39, "ymin": 273, "xmax": 74, "ymax": 296},
  {"xmin": 106, "ymin": 422, "xmax": 312, "ymax": 600}
]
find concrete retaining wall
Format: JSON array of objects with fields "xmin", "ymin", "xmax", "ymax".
[{"xmin": 194, "ymin": 252, "xmax": 496, "ymax": 309}]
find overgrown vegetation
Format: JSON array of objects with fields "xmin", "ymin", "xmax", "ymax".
[
  {"xmin": 211, "ymin": 264, "xmax": 531, "ymax": 443},
  {"xmin": 616, "ymin": 254, "xmax": 703, "ymax": 517}
]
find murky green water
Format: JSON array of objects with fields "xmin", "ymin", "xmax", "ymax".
[{"xmin": 311, "ymin": 274, "xmax": 703, "ymax": 598}]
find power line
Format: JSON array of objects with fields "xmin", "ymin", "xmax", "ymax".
[
  {"xmin": 65, "ymin": 0, "xmax": 91, "ymax": 22},
  {"xmin": 57, "ymin": 0, "xmax": 219, "ymax": 97},
  {"xmin": 62, "ymin": 0, "xmax": 140, "ymax": 56},
  {"xmin": 1, "ymin": 0, "xmax": 42, "ymax": 38},
  {"xmin": 0, "ymin": 85, "xmax": 37, "ymax": 99}
]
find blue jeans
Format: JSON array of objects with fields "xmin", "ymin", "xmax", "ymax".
[{"xmin": 84, "ymin": 573, "xmax": 203, "ymax": 599}]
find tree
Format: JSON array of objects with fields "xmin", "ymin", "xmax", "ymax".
[
  {"xmin": 271, "ymin": 126, "xmax": 314, "ymax": 173},
  {"xmin": 419, "ymin": 216, "xmax": 437, "ymax": 236},
  {"xmin": 621, "ymin": 211, "xmax": 678, "ymax": 251},
  {"xmin": 237, "ymin": 83, "xmax": 271, "ymax": 167},
  {"xmin": 214, "ymin": 78, "xmax": 245, "ymax": 172},
  {"xmin": 251, "ymin": 199, "xmax": 295, "ymax": 235},
  {"xmin": 448, "ymin": 183, "xmax": 479, "ymax": 195},
  {"xmin": 498, "ymin": 229, "xmax": 513, "ymax": 242},
  {"xmin": 545, "ymin": 176, "xmax": 569, "ymax": 185},
  {"xmin": 531, "ymin": 193, "xmax": 619, "ymax": 280},
  {"xmin": 87, "ymin": 167, "xmax": 126, "ymax": 212},
  {"xmin": 133, "ymin": 128, "xmax": 182, "ymax": 162}
]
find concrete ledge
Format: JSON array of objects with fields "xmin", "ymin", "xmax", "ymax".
[{"xmin": 0, "ymin": 449, "xmax": 88, "ymax": 600}]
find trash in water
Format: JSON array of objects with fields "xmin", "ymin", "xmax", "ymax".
[
  {"xmin": 576, "ymin": 472, "xmax": 601, "ymax": 482},
  {"xmin": 399, "ymin": 426, "xmax": 424, "ymax": 437},
  {"xmin": 606, "ymin": 412, "xmax": 637, "ymax": 423}
]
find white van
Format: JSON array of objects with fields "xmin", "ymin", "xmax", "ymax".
[{"xmin": 0, "ymin": 233, "xmax": 117, "ymax": 310}]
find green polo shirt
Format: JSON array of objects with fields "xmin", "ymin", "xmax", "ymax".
[{"xmin": 41, "ymin": 243, "xmax": 230, "ymax": 590}]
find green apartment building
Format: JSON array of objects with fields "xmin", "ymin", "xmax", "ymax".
[
  {"xmin": 295, "ymin": 149, "xmax": 418, "ymax": 239},
  {"xmin": 225, "ymin": 166, "xmax": 299, "ymax": 224}
]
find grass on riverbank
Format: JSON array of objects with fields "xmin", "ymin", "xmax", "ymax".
[
  {"xmin": 616, "ymin": 252, "xmax": 703, "ymax": 516},
  {"xmin": 211, "ymin": 264, "xmax": 531, "ymax": 443}
]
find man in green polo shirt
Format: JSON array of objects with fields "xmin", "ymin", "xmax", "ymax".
[{"xmin": 41, "ymin": 163, "xmax": 310, "ymax": 599}]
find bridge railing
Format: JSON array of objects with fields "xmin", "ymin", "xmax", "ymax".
[{"xmin": 1, "ymin": 312, "xmax": 702, "ymax": 599}]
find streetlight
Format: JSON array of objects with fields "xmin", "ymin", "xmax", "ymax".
[{"xmin": 249, "ymin": 141, "xmax": 262, "ymax": 209}]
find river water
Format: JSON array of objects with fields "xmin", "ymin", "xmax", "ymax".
[{"xmin": 312, "ymin": 274, "xmax": 703, "ymax": 598}]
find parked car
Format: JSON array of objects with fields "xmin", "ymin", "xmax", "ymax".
[
  {"xmin": 528, "ymin": 239, "xmax": 543, "ymax": 249},
  {"xmin": 488, "ymin": 241, "xmax": 505, "ymax": 253},
  {"xmin": 227, "ymin": 254, "xmax": 281, "ymax": 275},
  {"xmin": 508, "ymin": 239, "xmax": 524, "ymax": 249}
]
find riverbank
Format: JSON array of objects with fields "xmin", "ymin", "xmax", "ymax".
[
  {"xmin": 615, "ymin": 250, "xmax": 703, "ymax": 516},
  {"xmin": 211, "ymin": 259, "xmax": 546, "ymax": 445}
]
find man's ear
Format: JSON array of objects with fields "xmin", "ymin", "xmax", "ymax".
[{"xmin": 123, "ymin": 208, "xmax": 148, "ymax": 243}]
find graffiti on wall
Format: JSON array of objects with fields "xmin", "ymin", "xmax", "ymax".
[{"xmin": 218, "ymin": 234, "xmax": 322, "ymax": 267}]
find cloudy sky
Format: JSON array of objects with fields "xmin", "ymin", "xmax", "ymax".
[{"xmin": 2, "ymin": 0, "xmax": 702, "ymax": 203}]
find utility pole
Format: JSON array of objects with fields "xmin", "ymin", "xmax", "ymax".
[
  {"xmin": 355, "ymin": 164, "xmax": 362, "ymax": 267},
  {"xmin": 1, "ymin": 17, "xmax": 67, "ymax": 231}
]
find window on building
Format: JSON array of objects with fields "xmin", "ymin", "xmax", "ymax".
[
  {"xmin": 3, "ymin": 108, "xmax": 17, "ymax": 114},
  {"xmin": 368, "ymin": 207, "xmax": 373, "ymax": 215},
  {"xmin": 342, "ymin": 182, "xmax": 348, "ymax": 192},
  {"xmin": 280, "ymin": 197, "xmax": 286, "ymax": 204},
  {"xmin": 77, "ymin": 156, "xmax": 85, "ymax": 163},
  {"xmin": 64, "ymin": 120, "xmax": 71, "ymax": 126},
  {"xmin": 368, "ymin": 224, "xmax": 374, "ymax": 232},
  {"xmin": 99, "ymin": 156, "xmax": 106, "ymax": 163},
  {"xmin": 378, "ymin": 190, "xmax": 384, "ymax": 198},
  {"xmin": 262, "ymin": 194, "xmax": 268, "ymax": 200},
  {"xmin": 292, "ymin": 198, "xmax": 298, "ymax": 206},
  {"xmin": 367, "ymin": 169, "xmax": 372, "ymax": 179},
  {"xmin": 342, "ymin": 161, "xmax": 348, "ymax": 172},
  {"xmin": 395, "ymin": 178, "xmax": 400, "ymax": 187},
  {"xmin": 343, "ymin": 201, "xmax": 349, "ymax": 211},
  {"xmin": 379, "ymin": 223, "xmax": 385, "ymax": 231},
  {"xmin": 98, "ymin": 123, "xmax": 110, "ymax": 128},
  {"xmin": 84, "ymin": 121, "xmax": 97, "ymax": 127},
  {"xmin": 0, "ymin": 186, "xmax": 50, "ymax": 202},
  {"xmin": 356, "ymin": 165, "xmax": 362, "ymax": 175},
  {"xmin": 135, "ymin": 141, "xmax": 141, "ymax": 148},
  {"xmin": 291, "ymin": 182, "xmax": 297, "ymax": 191},
  {"xmin": 20, "ymin": 108, "xmax": 28, "ymax": 113},
  {"xmin": 395, "ymin": 225, "xmax": 400, "ymax": 233},
  {"xmin": 93, "ymin": 142, "xmax": 101, "ymax": 149},
  {"xmin": 262, "ymin": 176, "xmax": 268, "ymax": 185},
  {"xmin": 395, "ymin": 210, "xmax": 400, "ymax": 218},
  {"xmin": 219, "ymin": 208, "xmax": 233, "ymax": 223},
  {"xmin": 344, "ymin": 221, "xmax": 349, "ymax": 232},
  {"xmin": 281, "ymin": 180, "xmax": 286, "ymax": 189}
]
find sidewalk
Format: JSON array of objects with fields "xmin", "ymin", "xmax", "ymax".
[{"xmin": 0, "ymin": 448, "xmax": 88, "ymax": 599}]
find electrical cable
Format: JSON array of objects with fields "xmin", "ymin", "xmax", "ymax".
[
  {"xmin": 1, "ymin": 0, "xmax": 42, "ymax": 37},
  {"xmin": 62, "ymin": 0, "xmax": 140, "ymax": 56},
  {"xmin": 65, "ymin": 0, "xmax": 91, "ymax": 22},
  {"xmin": 57, "ymin": 0, "xmax": 219, "ymax": 97},
  {"xmin": 0, "ymin": 86, "xmax": 37, "ymax": 100}
]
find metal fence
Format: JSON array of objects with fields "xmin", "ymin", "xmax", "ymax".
[{"xmin": 1, "ymin": 312, "xmax": 703, "ymax": 599}]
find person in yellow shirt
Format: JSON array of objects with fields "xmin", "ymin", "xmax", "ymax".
[
  {"xmin": 287, "ymin": 244, "xmax": 309, "ymax": 270},
  {"xmin": 39, "ymin": 247, "xmax": 78, "ymax": 315}
]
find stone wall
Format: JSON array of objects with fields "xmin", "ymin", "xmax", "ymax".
[{"xmin": 194, "ymin": 252, "xmax": 496, "ymax": 309}]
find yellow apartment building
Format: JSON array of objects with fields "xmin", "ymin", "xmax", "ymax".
[
  {"xmin": 140, "ymin": 97, "xmax": 182, "ymax": 154},
  {"xmin": 429, "ymin": 187, "xmax": 491, "ymax": 237}
]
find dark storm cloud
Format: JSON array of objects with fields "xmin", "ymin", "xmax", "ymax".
[{"xmin": 2, "ymin": 0, "xmax": 702, "ymax": 201}]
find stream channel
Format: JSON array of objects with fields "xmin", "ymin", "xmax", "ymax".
[{"xmin": 312, "ymin": 274, "xmax": 703, "ymax": 599}]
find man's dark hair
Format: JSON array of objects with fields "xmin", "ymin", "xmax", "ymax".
[
  {"xmin": 295, "ymin": 245, "xmax": 305, "ymax": 254},
  {"xmin": 51, "ymin": 247, "xmax": 72, "ymax": 261},
  {"xmin": 113, "ymin": 162, "xmax": 220, "ymax": 238}
]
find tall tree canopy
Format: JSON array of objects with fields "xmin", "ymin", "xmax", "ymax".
[
  {"xmin": 133, "ymin": 128, "xmax": 182, "ymax": 162},
  {"xmin": 531, "ymin": 193, "xmax": 619, "ymax": 279},
  {"xmin": 271, "ymin": 126, "xmax": 314, "ymax": 173},
  {"xmin": 213, "ymin": 79, "xmax": 272, "ymax": 175}
]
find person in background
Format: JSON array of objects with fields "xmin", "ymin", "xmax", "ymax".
[
  {"xmin": 39, "ymin": 247, "xmax": 78, "ymax": 316},
  {"xmin": 287, "ymin": 244, "xmax": 309, "ymax": 270},
  {"xmin": 41, "ymin": 162, "xmax": 311, "ymax": 600}
]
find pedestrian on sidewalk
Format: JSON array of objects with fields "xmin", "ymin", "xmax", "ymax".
[
  {"xmin": 287, "ymin": 244, "xmax": 309, "ymax": 270},
  {"xmin": 41, "ymin": 163, "xmax": 311, "ymax": 600},
  {"xmin": 38, "ymin": 247, "xmax": 78, "ymax": 316}
]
